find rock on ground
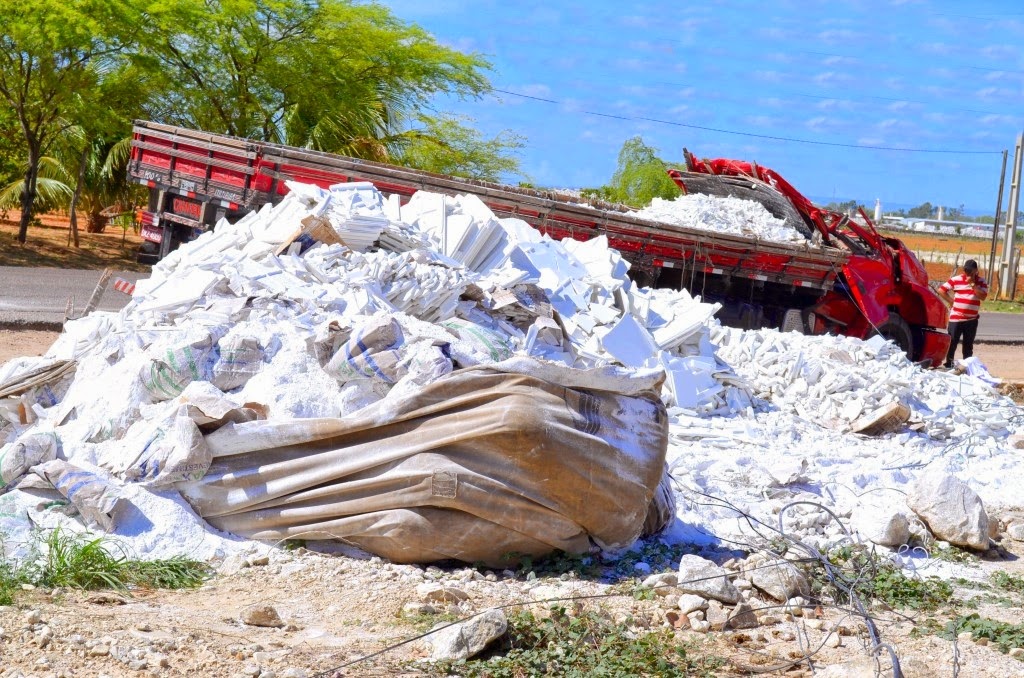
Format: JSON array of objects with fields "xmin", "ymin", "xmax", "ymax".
[
  {"xmin": 907, "ymin": 472, "xmax": 990, "ymax": 550},
  {"xmin": 677, "ymin": 555, "xmax": 740, "ymax": 604},
  {"xmin": 749, "ymin": 559, "xmax": 809, "ymax": 602},
  {"xmin": 425, "ymin": 608, "xmax": 507, "ymax": 662}
]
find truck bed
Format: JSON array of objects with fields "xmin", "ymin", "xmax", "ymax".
[{"xmin": 129, "ymin": 121, "xmax": 850, "ymax": 289}]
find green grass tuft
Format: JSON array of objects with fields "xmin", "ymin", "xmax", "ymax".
[
  {"xmin": 1, "ymin": 528, "xmax": 209, "ymax": 602},
  {"xmin": 431, "ymin": 609, "xmax": 724, "ymax": 677}
]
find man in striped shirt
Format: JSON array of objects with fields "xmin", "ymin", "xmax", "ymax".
[{"xmin": 938, "ymin": 259, "xmax": 988, "ymax": 369}]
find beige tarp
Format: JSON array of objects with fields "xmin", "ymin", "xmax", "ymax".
[{"xmin": 180, "ymin": 361, "xmax": 670, "ymax": 565}]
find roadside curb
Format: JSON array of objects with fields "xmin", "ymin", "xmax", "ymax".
[
  {"xmin": 0, "ymin": 320, "xmax": 64, "ymax": 332},
  {"xmin": 976, "ymin": 339, "xmax": 1024, "ymax": 346}
]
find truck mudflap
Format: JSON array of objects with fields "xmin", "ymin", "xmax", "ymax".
[{"xmin": 918, "ymin": 328, "xmax": 951, "ymax": 368}]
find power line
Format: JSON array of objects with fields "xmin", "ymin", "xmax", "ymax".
[{"xmin": 492, "ymin": 89, "xmax": 1004, "ymax": 155}]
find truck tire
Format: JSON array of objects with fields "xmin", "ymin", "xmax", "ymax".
[{"xmin": 874, "ymin": 315, "xmax": 915, "ymax": 358}]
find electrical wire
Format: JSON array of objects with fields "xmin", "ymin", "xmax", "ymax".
[{"xmin": 491, "ymin": 89, "xmax": 1004, "ymax": 155}]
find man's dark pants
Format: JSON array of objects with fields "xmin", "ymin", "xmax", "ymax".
[{"xmin": 945, "ymin": 317, "xmax": 979, "ymax": 367}]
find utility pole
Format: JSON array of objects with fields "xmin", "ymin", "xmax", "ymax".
[
  {"xmin": 1001, "ymin": 133, "xmax": 1024, "ymax": 297},
  {"xmin": 988, "ymin": 149, "xmax": 1008, "ymax": 287}
]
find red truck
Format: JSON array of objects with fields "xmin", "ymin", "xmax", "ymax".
[{"xmin": 127, "ymin": 120, "xmax": 950, "ymax": 366}]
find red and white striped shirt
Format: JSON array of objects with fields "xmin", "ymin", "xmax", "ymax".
[{"xmin": 939, "ymin": 273, "xmax": 987, "ymax": 322}]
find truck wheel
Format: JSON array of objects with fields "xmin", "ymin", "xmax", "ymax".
[{"xmin": 875, "ymin": 315, "xmax": 915, "ymax": 358}]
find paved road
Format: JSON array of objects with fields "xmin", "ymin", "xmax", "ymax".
[
  {"xmin": 1, "ymin": 266, "xmax": 1022, "ymax": 341},
  {"xmin": 0, "ymin": 266, "xmax": 147, "ymax": 328},
  {"xmin": 976, "ymin": 311, "xmax": 1024, "ymax": 343}
]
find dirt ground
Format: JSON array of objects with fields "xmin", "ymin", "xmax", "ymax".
[
  {"xmin": 0, "ymin": 524, "xmax": 1023, "ymax": 677},
  {"xmin": 2, "ymin": 329, "xmax": 1024, "ymax": 676}
]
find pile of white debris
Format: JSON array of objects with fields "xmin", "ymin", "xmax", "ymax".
[{"xmin": 0, "ymin": 180, "xmax": 1021, "ymax": 570}]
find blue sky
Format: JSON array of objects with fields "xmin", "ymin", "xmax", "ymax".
[{"xmin": 382, "ymin": 0, "xmax": 1024, "ymax": 213}]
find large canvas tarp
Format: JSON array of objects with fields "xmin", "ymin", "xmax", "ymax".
[{"xmin": 180, "ymin": 361, "xmax": 670, "ymax": 565}]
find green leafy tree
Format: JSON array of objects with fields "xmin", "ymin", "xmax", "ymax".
[
  {"xmin": 906, "ymin": 202, "xmax": 935, "ymax": 219},
  {"xmin": 824, "ymin": 199, "xmax": 865, "ymax": 215},
  {"xmin": 582, "ymin": 137, "xmax": 681, "ymax": 207},
  {"xmin": 399, "ymin": 114, "xmax": 525, "ymax": 182},
  {"xmin": 0, "ymin": 0, "xmax": 143, "ymax": 243},
  {"xmin": 148, "ymin": 0, "xmax": 490, "ymax": 161}
]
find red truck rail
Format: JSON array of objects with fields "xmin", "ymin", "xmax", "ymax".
[
  {"xmin": 127, "ymin": 120, "xmax": 950, "ymax": 366},
  {"xmin": 128, "ymin": 121, "xmax": 849, "ymax": 291}
]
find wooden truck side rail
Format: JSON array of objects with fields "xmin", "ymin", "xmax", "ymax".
[{"xmin": 129, "ymin": 120, "xmax": 850, "ymax": 289}]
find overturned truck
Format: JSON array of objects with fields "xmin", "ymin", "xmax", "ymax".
[{"xmin": 129, "ymin": 121, "xmax": 950, "ymax": 366}]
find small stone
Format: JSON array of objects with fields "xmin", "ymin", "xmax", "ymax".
[
  {"xmin": 677, "ymin": 594, "xmax": 708, "ymax": 615},
  {"xmin": 957, "ymin": 631, "xmax": 974, "ymax": 643},
  {"xmin": 750, "ymin": 559, "xmax": 810, "ymax": 602},
  {"xmin": 908, "ymin": 471, "xmax": 989, "ymax": 551},
  {"xmin": 403, "ymin": 602, "xmax": 436, "ymax": 616},
  {"xmin": 758, "ymin": 614, "xmax": 781, "ymax": 625},
  {"xmin": 663, "ymin": 594, "xmax": 680, "ymax": 609},
  {"xmin": 1007, "ymin": 524, "xmax": 1024, "ymax": 541},
  {"xmin": 704, "ymin": 600, "xmax": 730, "ymax": 631},
  {"xmin": 242, "ymin": 663, "xmax": 261, "ymax": 677},
  {"xmin": 633, "ymin": 562, "xmax": 652, "ymax": 575},
  {"xmin": 89, "ymin": 644, "xmax": 111, "ymax": 657},
  {"xmin": 280, "ymin": 670, "xmax": 308, "ymax": 678},
  {"xmin": 129, "ymin": 659, "xmax": 148, "ymax": 671},
  {"xmin": 424, "ymin": 609, "xmax": 507, "ymax": 661},
  {"xmin": 824, "ymin": 632, "xmax": 842, "ymax": 648},
  {"xmin": 677, "ymin": 555, "xmax": 741, "ymax": 604},
  {"xmin": 689, "ymin": 619, "xmax": 711, "ymax": 633},
  {"xmin": 777, "ymin": 630, "xmax": 796, "ymax": 641},
  {"xmin": 240, "ymin": 604, "xmax": 285, "ymax": 628},
  {"xmin": 641, "ymin": 572, "xmax": 678, "ymax": 591},
  {"xmin": 786, "ymin": 597, "xmax": 807, "ymax": 616},
  {"xmin": 136, "ymin": 622, "xmax": 152, "ymax": 632},
  {"xmin": 1009, "ymin": 647, "xmax": 1024, "ymax": 658},
  {"xmin": 724, "ymin": 602, "xmax": 759, "ymax": 630},
  {"xmin": 24, "ymin": 609, "xmax": 42, "ymax": 625},
  {"xmin": 35, "ymin": 625, "xmax": 53, "ymax": 647},
  {"xmin": 149, "ymin": 653, "xmax": 170, "ymax": 667},
  {"xmin": 416, "ymin": 582, "xmax": 469, "ymax": 604},
  {"xmin": 247, "ymin": 555, "xmax": 271, "ymax": 567},
  {"xmin": 805, "ymin": 619, "xmax": 825, "ymax": 631},
  {"xmin": 975, "ymin": 637, "xmax": 989, "ymax": 646}
]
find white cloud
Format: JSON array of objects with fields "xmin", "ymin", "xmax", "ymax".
[
  {"xmin": 621, "ymin": 15, "xmax": 653, "ymax": 29},
  {"xmin": 921, "ymin": 42, "xmax": 956, "ymax": 56},
  {"xmin": 823, "ymin": 55, "xmax": 858, "ymax": 67},
  {"xmin": 753, "ymin": 70, "xmax": 784, "ymax": 83},
  {"xmin": 979, "ymin": 114, "xmax": 1017, "ymax": 125},
  {"xmin": 613, "ymin": 58, "xmax": 650, "ymax": 71},
  {"xmin": 980, "ymin": 45, "xmax": 1021, "ymax": 60},
  {"xmin": 745, "ymin": 115, "xmax": 778, "ymax": 128},
  {"xmin": 816, "ymin": 98, "xmax": 855, "ymax": 112},
  {"xmin": 819, "ymin": 29, "xmax": 862, "ymax": 42},
  {"xmin": 812, "ymin": 71, "xmax": 851, "ymax": 86},
  {"xmin": 805, "ymin": 116, "xmax": 832, "ymax": 132},
  {"xmin": 512, "ymin": 84, "xmax": 552, "ymax": 98}
]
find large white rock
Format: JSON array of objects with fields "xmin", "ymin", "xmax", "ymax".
[
  {"xmin": 677, "ymin": 555, "xmax": 741, "ymax": 604},
  {"xmin": 425, "ymin": 608, "xmax": 507, "ymax": 661},
  {"xmin": 851, "ymin": 498, "xmax": 911, "ymax": 547},
  {"xmin": 907, "ymin": 472, "xmax": 990, "ymax": 551},
  {"xmin": 749, "ymin": 559, "xmax": 810, "ymax": 602}
]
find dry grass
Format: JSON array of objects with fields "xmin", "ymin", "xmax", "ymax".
[
  {"xmin": 883, "ymin": 230, "xmax": 995, "ymax": 256},
  {"xmin": 0, "ymin": 211, "xmax": 147, "ymax": 271}
]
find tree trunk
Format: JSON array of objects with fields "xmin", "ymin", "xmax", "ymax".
[
  {"xmin": 17, "ymin": 144, "xmax": 41, "ymax": 244},
  {"xmin": 67, "ymin": 146, "xmax": 88, "ymax": 248},
  {"xmin": 86, "ymin": 210, "xmax": 107, "ymax": 234}
]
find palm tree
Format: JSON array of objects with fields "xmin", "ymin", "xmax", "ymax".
[{"xmin": 0, "ymin": 129, "xmax": 138, "ymax": 246}]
